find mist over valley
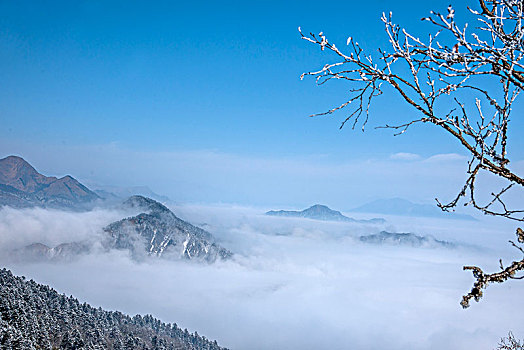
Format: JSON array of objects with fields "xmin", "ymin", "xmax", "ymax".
[{"xmin": 0, "ymin": 156, "xmax": 522, "ymax": 349}]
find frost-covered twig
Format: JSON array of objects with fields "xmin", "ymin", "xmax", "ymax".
[{"xmin": 300, "ymin": 0, "xmax": 524, "ymax": 307}]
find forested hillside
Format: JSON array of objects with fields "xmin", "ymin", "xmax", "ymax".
[{"xmin": 0, "ymin": 268, "xmax": 226, "ymax": 350}]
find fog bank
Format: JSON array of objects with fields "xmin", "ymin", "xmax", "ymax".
[{"xmin": 1, "ymin": 204, "xmax": 522, "ymax": 349}]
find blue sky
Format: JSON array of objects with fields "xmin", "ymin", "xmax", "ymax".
[{"xmin": 1, "ymin": 0, "xmax": 522, "ymax": 207}]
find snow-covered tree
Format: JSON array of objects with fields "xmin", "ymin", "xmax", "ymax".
[{"xmin": 0, "ymin": 268, "xmax": 227, "ymax": 350}]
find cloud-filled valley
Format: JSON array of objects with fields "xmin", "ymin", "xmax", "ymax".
[{"xmin": 1, "ymin": 203, "xmax": 522, "ymax": 349}]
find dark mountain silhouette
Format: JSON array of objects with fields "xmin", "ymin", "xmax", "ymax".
[
  {"xmin": 266, "ymin": 204, "xmax": 385, "ymax": 224},
  {"xmin": 0, "ymin": 155, "xmax": 99, "ymax": 209}
]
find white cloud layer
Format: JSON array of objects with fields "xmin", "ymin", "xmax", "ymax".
[
  {"xmin": 389, "ymin": 152, "xmax": 421, "ymax": 161},
  {"xmin": 0, "ymin": 206, "xmax": 125, "ymax": 250},
  {"xmin": 1, "ymin": 205, "xmax": 523, "ymax": 350}
]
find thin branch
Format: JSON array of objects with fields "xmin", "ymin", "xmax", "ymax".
[{"xmin": 300, "ymin": 0, "xmax": 524, "ymax": 307}]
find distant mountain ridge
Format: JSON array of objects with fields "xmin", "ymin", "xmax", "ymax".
[
  {"xmin": 359, "ymin": 231, "xmax": 455, "ymax": 248},
  {"xmin": 0, "ymin": 156, "xmax": 99, "ymax": 209},
  {"xmin": 8, "ymin": 242, "xmax": 91, "ymax": 262},
  {"xmin": 92, "ymin": 184, "xmax": 171, "ymax": 203},
  {"xmin": 266, "ymin": 204, "xmax": 385, "ymax": 224},
  {"xmin": 350, "ymin": 198, "xmax": 476, "ymax": 221},
  {"xmin": 104, "ymin": 196, "xmax": 232, "ymax": 262}
]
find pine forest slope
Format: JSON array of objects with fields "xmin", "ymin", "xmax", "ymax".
[{"xmin": 0, "ymin": 268, "xmax": 227, "ymax": 350}]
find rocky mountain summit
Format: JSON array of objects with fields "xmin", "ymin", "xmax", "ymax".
[
  {"xmin": 0, "ymin": 156, "xmax": 99, "ymax": 209},
  {"xmin": 0, "ymin": 191, "xmax": 232, "ymax": 264},
  {"xmin": 266, "ymin": 204, "xmax": 385, "ymax": 224},
  {"xmin": 104, "ymin": 196, "xmax": 232, "ymax": 262}
]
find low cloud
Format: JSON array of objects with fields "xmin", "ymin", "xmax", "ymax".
[
  {"xmin": 424, "ymin": 153, "xmax": 469, "ymax": 163},
  {"xmin": 0, "ymin": 206, "xmax": 126, "ymax": 250},
  {"xmin": 390, "ymin": 152, "xmax": 421, "ymax": 161},
  {"xmin": 1, "ymin": 205, "xmax": 523, "ymax": 350}
]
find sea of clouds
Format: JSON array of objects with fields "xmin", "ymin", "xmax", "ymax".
[{"xmin": 0, "ymin": 203, "xmax": 523, "ymax": 350}]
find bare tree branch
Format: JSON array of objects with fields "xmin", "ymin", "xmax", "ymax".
[
  {"xmin": 461, "ymin": 229, "xmax": 524, "ymax": 308},
  {"xmin": 300, "ymin": 0, "xmax": 524, "ymax": 307}
]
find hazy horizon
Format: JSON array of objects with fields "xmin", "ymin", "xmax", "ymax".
[{"xmin": 3, "ymin": 148, "xmax": 522, "ymax": 213}]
